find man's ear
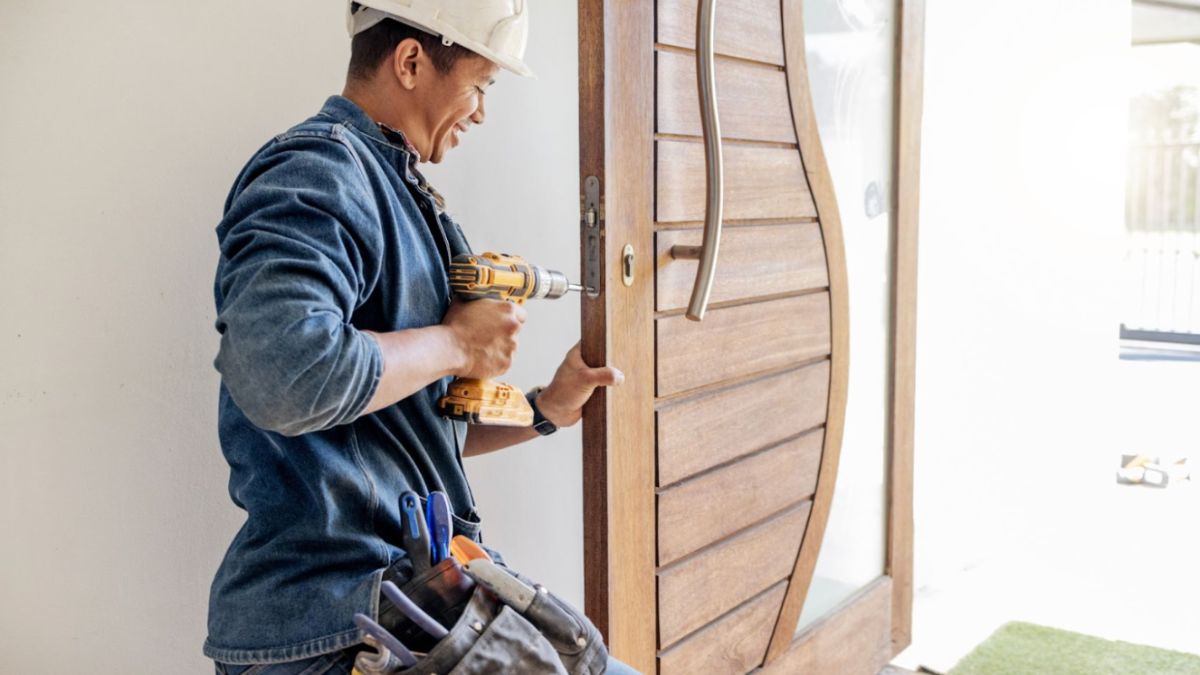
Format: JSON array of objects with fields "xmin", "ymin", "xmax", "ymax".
[{"xmin": 391, "ymin": 38, "xmax": 423, "ymax": 91}]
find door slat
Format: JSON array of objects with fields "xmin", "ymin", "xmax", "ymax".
[
  {"xmin": 658, "ymin": 362, "xmax": 830, "ymax": 486},
  {"xmin": 658, "ymin": 432, "xmax": 822, "ymax": 565},
  {"xmin": 657, "ymin": 0, "xmax": 785, "ymax": 65},
  {"xmin": 657, "ymin": 503, "xmax": 810, "ymax": 648},
  {"xmin": 658, "ymin": 581, "xmax": 788, "ymax": 675},
  {"xmin": 656, "ymin": 293, "xmax": 832, "ymax": 397},
  {"xmin": 656, "ymin": 141, "xmax": 817, "ymax": 222},
  {"xmin": 657, "ymin": 49, "xmax": 795, "ymax": 144},
  {"xmin": 656, "ymin": 223, "xmax": 828, "ymax": 311}
]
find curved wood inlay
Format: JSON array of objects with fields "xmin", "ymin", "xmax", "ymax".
[{"xmin": 762, "ymin": 0, "xmax": 852, "ymax": 663}]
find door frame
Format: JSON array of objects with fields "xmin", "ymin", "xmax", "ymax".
[{"xmin": 577, "ymin": 0, "xmax": 925, "ymax": 671}]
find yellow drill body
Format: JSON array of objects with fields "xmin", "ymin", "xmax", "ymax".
[
  {"xmin": 437, "ymin": 252, "xmax": 579, "ymax": 426},
  {"xmin": 447, "ymin": 252, "xmax": 576, "ymax": 303}
]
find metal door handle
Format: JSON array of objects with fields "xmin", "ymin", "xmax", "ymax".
[{"xmin": 670, "ymin": 0, "xmax": 724, "ymax": 321}]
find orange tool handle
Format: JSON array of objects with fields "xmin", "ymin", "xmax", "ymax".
[{"xmin": 449, "ymin": 535, "xmax": 492, "ymax": 565}]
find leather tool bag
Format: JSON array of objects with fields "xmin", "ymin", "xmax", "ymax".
[{"xmin": 380, "ymin": 557, "xmax": 608, "ymax": 675}]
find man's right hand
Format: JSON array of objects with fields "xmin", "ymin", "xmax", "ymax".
[{"xmin": 443, "ymin": 299, "xmax": 527, "ymax": 379}]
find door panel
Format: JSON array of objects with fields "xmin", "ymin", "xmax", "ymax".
[
  {"xmin": 656, "ymin": 293, "xmax": 831, "ymax": 396},
  {"xmin": 655, "ymin": 223, "xmax": 828, "ymax": 311},
  {"xmin": 580, "ymin": 0, "xmax": 921, "ymax": 671},
  {"xmin": 657, "ymin": 503, "xmax": 811, "ymax": 648}
]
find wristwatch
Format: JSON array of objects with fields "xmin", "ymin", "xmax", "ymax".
[{"xmin": 525, "ymin": 386, "xmax": 558, "ymax": 436}]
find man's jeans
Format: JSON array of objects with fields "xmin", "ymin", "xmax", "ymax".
[{"xmin": 214, "ymin": 653, "xmax": 642, "ymax": 674}]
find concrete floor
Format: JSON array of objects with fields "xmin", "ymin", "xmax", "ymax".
[{"xmin": 893, "ymin": 347, "xmax": 1200, "ymax": 672}]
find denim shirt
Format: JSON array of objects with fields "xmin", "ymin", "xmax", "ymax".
[{"xmin": 205, "ymin": 96, "xmax": 481, "ymax": 664}]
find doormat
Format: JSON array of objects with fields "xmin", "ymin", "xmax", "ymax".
[{"xmin": 948, "ymin": 622, "xmax": 1200, "ymax": 675}]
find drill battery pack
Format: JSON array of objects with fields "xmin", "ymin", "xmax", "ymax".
[{"xmin": 438, "ymin": 378, "xmax": 534, "ymax": 427}]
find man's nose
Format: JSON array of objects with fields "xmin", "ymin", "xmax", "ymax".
[{"xmin": 470, "ymin": 98, "xmax": 486, "ymax": 125}]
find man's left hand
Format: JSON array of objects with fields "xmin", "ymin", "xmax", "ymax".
[{"xmin": 536, "ymin": 343, "xmax": 624, "ymax": 428}]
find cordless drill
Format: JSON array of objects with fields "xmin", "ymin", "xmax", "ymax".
[{"xmin": 437, "ymin": 252, "xmax": 583, "ymax": 426}]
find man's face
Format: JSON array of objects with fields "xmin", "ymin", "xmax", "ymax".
[{"xmin": 416, "ymin": 54, "xmax": 499, "ymax": 164}]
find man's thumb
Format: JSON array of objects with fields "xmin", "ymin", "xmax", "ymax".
[{"xmin": 588, "ymin": 366, "xmax": 625, "ymax": 386}]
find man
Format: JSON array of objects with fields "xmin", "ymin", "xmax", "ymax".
[{"xmin": 205, "ymin": 2, "xmax": 634, "ymax": 672}]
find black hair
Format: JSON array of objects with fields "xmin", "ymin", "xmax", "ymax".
[{"xmin": 347, "ymin": 4, "xmax": 478, "ymax": 81}]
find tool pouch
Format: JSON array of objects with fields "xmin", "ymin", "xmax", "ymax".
[
  {"xmin": 506, "ymin": 569, "xmax": 608, "ymax": 675},
  {"xmin": 392, "ymin": 584, "xmax": 567, "ymax": 674},
  {"xmin": 381, "ymin": 557, "xmax": 475, "ymax": 653},
  {"xmin": 381, "ymin": 559, "xmax": 608, "ymax": 674}
]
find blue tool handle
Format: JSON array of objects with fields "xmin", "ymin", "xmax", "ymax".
[
  {"xmin": 353, "ymin": 613, "xmax": 418, "ymax": 667},
  {"xmin": 399, "ymin": 492, "xmax": 431, "ymax": 575},
  {"xmin": 426, "ymin": 492, "xmax": 452, "ymax": 565},
  {"xmin": 381, "ymin": 580, "xmax": 449, "ymax": 640}
]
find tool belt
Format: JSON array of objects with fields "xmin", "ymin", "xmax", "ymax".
[{"xmin": 375, "ymin": 555, "xmax": 608, "ymax": 675}]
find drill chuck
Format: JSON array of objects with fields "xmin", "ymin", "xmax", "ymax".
[{"xmin": 529, "ymin": 265, "xmax": 572, "ymax": 300}]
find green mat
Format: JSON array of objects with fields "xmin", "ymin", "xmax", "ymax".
[{"xmin": 949, "ymin": 622, "xmax": 1200, "ymax": 675}]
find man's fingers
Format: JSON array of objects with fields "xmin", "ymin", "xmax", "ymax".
[{"xmin": 565, "ymin": 342, "xmax": 584, "ymax": 366}]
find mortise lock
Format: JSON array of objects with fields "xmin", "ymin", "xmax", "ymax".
[
  {"xmin": 582, "ymin": 176, "xmax": 601, "ymax": 298},
  {"xmin": 622, "ymin": 244, "xmax": 635, "ymax": 287}
]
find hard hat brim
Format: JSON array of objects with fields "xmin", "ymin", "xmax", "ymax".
[{"xmin": 348, "ymin": 1, "xmax": 535, "ymax": 78}]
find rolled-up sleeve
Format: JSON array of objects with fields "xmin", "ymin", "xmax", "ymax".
[{"xmin": 214, "ymin": 134, "xmax": 384, "ymax": 437}]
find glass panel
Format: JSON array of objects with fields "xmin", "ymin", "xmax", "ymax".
[{"xmin": 797, "ymin": 0, "xmax": 897, "ymax": 632}]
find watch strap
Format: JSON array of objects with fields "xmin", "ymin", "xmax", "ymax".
[{"xmin": 526, "ymin": 387, "xmax": 558, "ymax": 436}]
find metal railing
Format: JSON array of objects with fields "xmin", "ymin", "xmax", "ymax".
[{"xmin": 1123, "ymin": 136, "xmax": 1200, "ymax": 343}]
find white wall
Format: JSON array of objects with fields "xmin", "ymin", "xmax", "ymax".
[
  {"xmin": 0, "ymin": 2, "xmax": 581, "ymax": 673},
  {"xmin": 914, "ymin": 0, "xmax": 1127, "ymax": 582}
]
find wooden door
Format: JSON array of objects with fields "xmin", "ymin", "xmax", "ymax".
[{"xmin": 577, "ymin": 1, "xmax": 923, "ymax": 673}]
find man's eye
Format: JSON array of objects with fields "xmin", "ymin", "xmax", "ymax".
[{"xmin": 475, "ymin": 86, "xmax": 486, "ymax": 95}]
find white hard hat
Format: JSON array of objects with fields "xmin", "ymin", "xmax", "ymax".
[{"xmin": 347, "ymin": 0, "xmax": 534, "ymax": 78}]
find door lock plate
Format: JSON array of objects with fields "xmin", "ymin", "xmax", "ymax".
[{"xmin": 582, "ymin": 175, "xmax": 601, "ymax": 298}]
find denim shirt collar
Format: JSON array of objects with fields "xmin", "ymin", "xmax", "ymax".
[
  {"xmin": 317, "ymin": 95, "xmax": 400, "ymax": 147},
  {"xmin": 318, "ymin": 95, "xmax": 448, "ymax": 212}
]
